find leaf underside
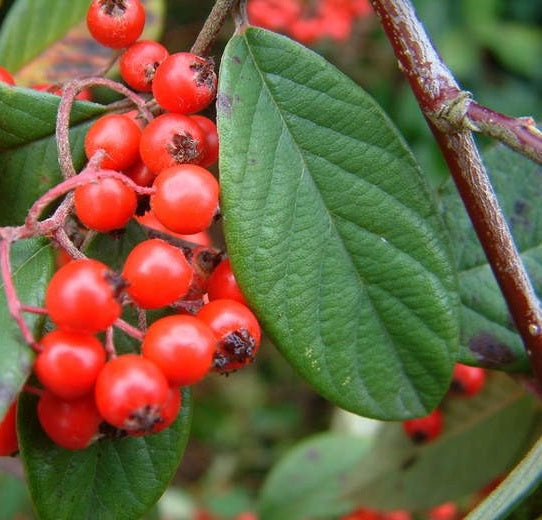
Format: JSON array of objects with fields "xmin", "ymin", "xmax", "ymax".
[{"xmin": 217, "ymin": 27, "xmax": 459, "ymax": 420}]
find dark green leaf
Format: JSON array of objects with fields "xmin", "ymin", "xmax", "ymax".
[
  {"xmin": 439, "ymin": 145, "xmax": 542, "ymax": 371},
  {"xmin": 19, "ymin": 387, "xmax": 192, "ymax": 520},
  {"xmin": 257, "ymin": 433, "xmax": 370, "ymax": 520},
  {"xmin": 466, "ymin": 435, "xmax": 542, "ymax": 520},
  {"xmin": 343, "ymin": 373, "xmax": 539, "ymax": 511},
  {"xmin": 217, "ymin": 27, "xmax": 459, "ymax": 420},
  {"xmin": 0, "ymin": 84, "xmax": 105, "ymax": 225},
  {"xmin": 0, "ymin": 238, "xmax": 53, "ymax": 418},
  {"xmin": 0, "ymin": 0, "xmax": 89, "ymax": 73}
]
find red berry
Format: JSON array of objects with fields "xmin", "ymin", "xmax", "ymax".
[
  {"xmin": 123, "ymin": 161, "xmax": 155, "ymax": 187},
  {"xmin": 0, "ymin": 400, "xmax": 18, "ymax": 456},
  {"xmin": 74, "ymin": 175, "xmax": 137, "ymax": 232},
  {"xmin": 142, "ymin": 315, "xmax": 217, "ymax": 386},
  {"xmin": 37, "ymin": 391, "xmax": 102, "ymax": 450},
  {"xmin": 94, "ymin": 354, "xmax": 170, "ymax": 433},
  {"xmin": 139, "ymin": 113, "xmax": 206, "ymax": 173},
  {"xmin": 0, "ymin": 66, "xmax": 15, "ymax": 85},
  {"xmin": 35, "ymin": 329, "xmax": 106, "ymax": 400},
  {"xmin": 152, "ymin": 52, "xmax": 217, "ymax": 114},
  {"xmin": 449, "ymin": 363, "xmax": 486, "ymax": 397},
  {"xmin": 197, "ymin": 299, "xmax": 261, "ymax": 373},
  {"xmin": 427, "ymin": 502, "xmax": 459, "ymax": 520},
  {"xmin": 151, "ymin": 164, "xmax": 219, "ymax": 234},
  {"xmin": 122, "ymin": 238, "xmax": 193, "ymax": 309},
  {"xmin": 130, "ymin": 386, "xmax": 181, "ymax": 435},
  {"xmin": 402, "ymin": 408, "xmax": 443, "ymax": 444},
  {"xmin": 85, "ymin": 113, "xmax": 142, "ymax": 171},
  {"xmin": 190, "ymin": 115, "xmax": 219, "ymax": 167},
  {"xmin": 86, "ymin": 0, "xmax": 146, "ymax": 49},
  {"xmin": 45, "ymin": 259, "xmax": 122, "ymax": 334},
  {"xmin": 207, "ymin": 258, "xmax": 247, "ymax": 306},
  {"xmin": 120, "ymin": 39, "xmax": 169, "ymax": 92},
  {"xmin": 32, "ymin": 83, "xmax": 92, "ymax": 100}
]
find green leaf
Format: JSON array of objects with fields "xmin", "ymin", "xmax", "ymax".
[
  {"xmin": 0, "ymin": 0, "xmax": 90, "ymax": 73},
  {"xmin": 19, "ymin": 387, "xmax": 193, "ymax": 520},
  {"xmin": 439, "ymin": 145, "xmax": 542, "ymax": 371},
  {"xmin": 217, "ymin": 27, "xmax": 459, "ymax": 420},
  {"xmin": 343, "ymin": 373, "xmax": 539, "ymax": 511},
  {"xmin": 257, "ymin": 433, "xmax": 371, "ymax": 520},
  {"xmin": 0, "ymin": 84, "xmax": 105, "ymax": 225},
  {"xmin": 466, "ymin": 435, "xmax": 542, "ymax": 520},
  {"xmin": 0, "ymin": 238, "xmax": 53, "ymax": 419}
]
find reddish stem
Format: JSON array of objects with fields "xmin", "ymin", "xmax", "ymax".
[
  {"xmin": 370, "ymin": 0, "xmax": 542, "ymax": 384},
  {"xmin": 114, "ymin": 318, "xmax": 144, "ymax": 342}
]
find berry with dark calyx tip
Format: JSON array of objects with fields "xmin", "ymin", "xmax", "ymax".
[
  {"xmin": 0, "ymin": 400, "xmax": 18, "ymax": 456},
  {"xmin": 35, "ymin": 329, "xmax": 106, "ymax": 400},
  {"xmin": 122, "ymin": 238, "xmax": 193, "ymax": 309},
  {"xmin": 402, "ymin": 408, "xmax": 443, "ymax": 444},
  {"xmin": 197, "ymin": 299, "xmax": 261, "ymax": 373},
  {"xmin": 139, "ymin": 112, "xmax": 206, "ymax": 173},
  {"xmin": 84, "ymin": 113, "xmax": 142, "ymax": 171},
  {"xmin": 142, "ymin": 315, "xmax": 217, "ymax": 386},
  {"xmin": 120, "ymin": 39, "xmax": 169, "ymax": 92},
  {"xmin": 74, "ymin": 175, "xmax": 137, "ymax": 232},
  {"xmin": 94, "ymin": 354, "xmax": 170, "ymax": 434},
  {"xmin": 86, "ymin": 0, "xmax": 146, "ymax": 49},
  {"xmin": 37, "ymin": 391, "xmax": 103, "ymax": 450},
  {"xmin": 152, "ymin": 52, "xmax": 217, "ymax": 114},
  {"xmin": 449, "ymin": 363, "xmax": 486, "ymax": 397},
  {"xmin": 150, "ymin": 164, "xmax": 219, "ymax": 235},
  {"xmin": 129, "ymin": 386, "xmax": 181, "ymax": 435},
  {"xmin": 45, "ymin": 258, "xmax": 123, "ymax": 334}
]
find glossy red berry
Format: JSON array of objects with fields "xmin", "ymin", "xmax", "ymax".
[
  {"xmin": 120, "ymin": 39, "xmax": 169, "ymax": 92},
  {"xmin": 139, "ymin": 113, "xmax": 206, "ymax": 173},
  {"xmin": 151, "ymin": 164, "xmax": 219, "ymax": 234},
  {"xmin": 0, "ymin": 66, "xmax": 15, "ymax": 85},
  {"xmin": 0, "ymin": 400, "xmax": 18, "ymax": 456},
  {"xmin": 190, "ymin": 115, "xmax": 219, "ymax": 167},
  {"xmin": 45, "ymin": 259, "xmax": 122, "ymax": 334},
  {"xmin": 94, "ymin": 354, "xmax": 170, "ymax": 433},
  {"xmin": 84, "ymin": 113, "xmax": 142, "ymax": 171},
  {"xmin": 142, "ymin": 315, "xmax": 217, "ymax": 386},
  {"xmin": 123, "ymin": 161, "xmax": 155, "ymax": 187},
  {"xmin": 207, "ymin": 258, "xmax": 247, "ymax": 306},
  {"xmin": 35, "ymin": 329, "xmax": 106, "ymax": 400},
  {"xmin": 74, "ymin": 175, "xmax": 137, "ymax": 232},
  {"xmin": 37, "ymin": 391, "xmax": 102, "ymax": 450},
  {"xmin": 449, "ymin": 363, "xmax": 486, "ymax": 397},
  {"xmin": 152, "ymin": 52, "xmax": 217, "ymax": 114},
  {"xmin": 122, "ymin": 238, "xmax": 193, "ymax": 309},
  {"xmin": 130, "ymin": 386, "xmax": 181, "ymax": 435},
  {"xmin": 197, "ymin": 299, "xmax": 261, "ymax": 373},
  {"xmin": 402, "ymin": 408, "xmax": 443, "ymax": 444},
  {"xmin": 86, "ymin": 0, "xmax": 146, "ymax": 49}
]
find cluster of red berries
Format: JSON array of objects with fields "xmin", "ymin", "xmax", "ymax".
[
  {"xmin": 0, "ymin": 0, "xmax": 262, "ymax": 453},
  {"xmin": 401, "ymin": 363, "xmax": 487, "ymax": 444},
  {"xmin": 341, "ymin": 501, "xmax": 460, "ymax": 520},
  {"xmin": 247, "ymin": 0, "xmax": 372, "ymax": 44}
]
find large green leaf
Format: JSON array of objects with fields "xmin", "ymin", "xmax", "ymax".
[
  {"xmin": 343, "ymin": 373, "xmax": 538, "ymax": 511},
  {"xmin": 19, "ymin": 387, "xmax": 192, "ymax": 520},
  {"xmin": 466, "ymin": 435, "xmax": 542, "ymax": 520},
  {"xmin": 0, "ymin": 0, "xmax": 90, "ymax": 73},
  {"xmin": 0, "ymin": 238, "xmax": 53, "ymax": 419},
  {"xmin": 257, "ymin": 433, "xmax": 371, "ymax": 520},
  {"xmin": 439, "ymin": 145, "xmax": 542, "ymax": 371},
  {"xmin": 0, "ymin": 83, "xmax": 105, "ymax": 225},
  {"xmin": 217, "ymin": 27, "xmax": 459, "ymax": 420}
]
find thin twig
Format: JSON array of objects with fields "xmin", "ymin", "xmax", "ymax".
[
  {"xmin": 370, "ymin": 0, "xmax": 542, "ymax": 385},
  {"xmin": 190, "ymin": 0, "xmax": 239, "ymax": 56}
]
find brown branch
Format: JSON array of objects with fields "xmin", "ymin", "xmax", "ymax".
[
  {"xmin": 370, "ymin": 0, "xmax": 542, "ymax": 384},
  {"xmin": 190, "ymin": 0, "xmax": 239, "ymax": 56}
]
